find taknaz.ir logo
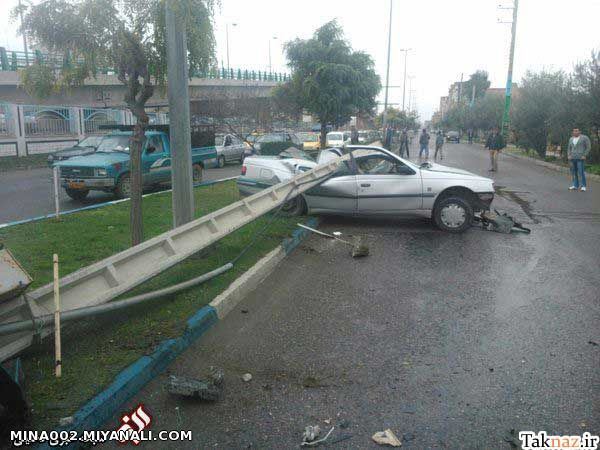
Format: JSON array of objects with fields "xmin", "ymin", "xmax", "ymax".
[{"xmin": 116, "ymin": 404, "xmax": 152, "ymax": 445}]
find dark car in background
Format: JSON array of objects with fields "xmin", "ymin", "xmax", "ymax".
[
  {"xmin": 446, "ymin": 131, "xmax": 460, "ymax": 143},
  {"xmin": 244, "ymin": 131, "xmax": 304, "ymax": 158},
  {"xmin": 47, "ymin": 135, "xmax": 105, "ymax": 166}
]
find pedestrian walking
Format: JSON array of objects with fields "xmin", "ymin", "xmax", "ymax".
[
  {"xmin": 350, "ymin": 125, "xmax": 359, "ymax": 145},
  {"xmin": 485, "ymin": 127, "xmax": 506, "ymax": 172},
  {"xmin": 567, "ymin": 127, "xmax": 591, "ymax": 191},
  {"xmin": 467, "ymin": 129, "xmax": 474, "ymax": 144},
  {"xmin": 383, "ymin": 126, "xmax": 393, "ymax": 150},
  {"xmin": 399, "ymin": 129, "xmax": 410, "ymax": 158},
  {"xmin": 419, "ymin": 128, "xmax": 430, "ymax": 160},
  {"xmin": 434, "ymin": 131, "xmax": 444, "ymax": 160}
]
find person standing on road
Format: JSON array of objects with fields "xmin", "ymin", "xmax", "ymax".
[
  {"xmin": 567, "ymin": 127, "xmax": 591, "ymax": 191},
  {"xmin": 419, "ymin": 128, "xmax": 430, "ymax": 160},
  {"xmin": 399, "ymin": 129, "xmax": 410, "ymax": 158},
  {"xmin": 434, "ymin": 131, "xmax": 444, "ymax": 160},
  {"xmin": 485, "ymin": 127, "xmax": 505, "ymax": 172},
  {"xmin": 350, "ymin": 125, "xmax": 359, "ymax": 145},
  {"xmin": 468, "ymin": 129, "xmax": 474, "ymax": 144},
  {"xmin": 383, "ymin": 126, "xmax": 393, "ymax": 150}
]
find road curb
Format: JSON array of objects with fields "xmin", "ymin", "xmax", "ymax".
[
  {"xmin": 499, "ymin": 147, "xmax": 600, "ymax": 183},
  {"xmin": 0, "ymin": 176, "xmax": 239, "ymax": 230},
  {"xmin": 37, "ymin": 215, "xmax": 320, "ymax": 449}
]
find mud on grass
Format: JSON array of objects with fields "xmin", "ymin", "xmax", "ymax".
[{"xmin": 0, "ymin": 180, "xmax": 300, "ymax": 429}]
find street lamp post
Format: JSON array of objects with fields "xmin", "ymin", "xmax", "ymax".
[
  {"xmin": 382, "ymin": 0, "xmax": 393, "ymax": 131},
  {"xmin": 400, "ymin": 48, "xmax": 412, "ymax": 112},
  {"xmin": 268, "ymin": 36, "xmax": 278, "ymax": 73},
  {"xmin": 500, "ymin": 0, "xmax": 519, "ymax": 138},
  {"xmin": 225, "ymin": 22, "xmax": 237, "ymax": 70}
]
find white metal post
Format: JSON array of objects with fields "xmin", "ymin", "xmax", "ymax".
[{"xmin": 53, "ymin": 166, "xmax": 60, "ymax": 219}]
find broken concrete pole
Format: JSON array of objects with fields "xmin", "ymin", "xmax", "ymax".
[{"xmin": 168, "ymin": 374, "xmax": 223, "ymax": 401}]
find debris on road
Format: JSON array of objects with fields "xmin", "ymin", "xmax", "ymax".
[
  {"xmin": 372, "ymin": 429, "xmax": 402, "ymax": 447},
  {"xmin": 301, "ymin": 425, "xmax": 335, "ymax": 447},
  {"xmin": 588, "ymin": 340, "xmax": 598, "ymax": 346},
  {"xmin": 242, "ymin": 373, "xmax": 253, "ymax": 382},
  {"xmin": 59, "ymin": 416, "xmax": 73, "ymax": 427},
  {"xmin": 167, "ymin": 367, "xmax": 224, "ymax": 401},
  {"xmin": 474, "ymin": 210, "xmax": 531, "ymax": 234},
  {"xmin": 297, "ymin": 223, "xmax": 369, "ymax": 258}
]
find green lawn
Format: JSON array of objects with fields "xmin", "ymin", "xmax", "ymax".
[
  {"xmin": 0, "ymin": 154, "xmax": 49, "ymax": 172},
  {"xmin": 0, "ymin": 180, "xmax": 299, "ymax": 429}
]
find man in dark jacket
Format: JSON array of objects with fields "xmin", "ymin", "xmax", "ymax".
[
  {"xmin": 419, "ymin": 129, "xmax": 430, "ymax": 160},
  {"xmin": 399, "ymin": 129, "xmax": 409, "ymax": 158},
  {"xmin": 384, "ymin": 126, "xmax": 393, "ymax": 150},
  {"xmin": 350, "ymin": 126, "xmax": 359, "ymax": 145},
  {"xmin": 485, "ymin": 127, "xmax": 506, "ymax": 172}
]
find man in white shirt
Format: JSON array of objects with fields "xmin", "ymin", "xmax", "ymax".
[{"xmin": 567, "ymin": 128, "xmax": 591, "ymax": 191}]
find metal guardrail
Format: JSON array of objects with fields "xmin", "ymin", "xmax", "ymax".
[
  {"xmin": 0, "ymin": 157, "xmax": 343, "ymax": 362},
  {"xmin": 0, "ymin": 47, "xmax": 289, "ymax": 82}
]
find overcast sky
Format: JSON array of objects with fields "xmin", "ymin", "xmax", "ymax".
[{"xmin": 1, "ymin": 0, "xmax": 599, "ymax": 120}]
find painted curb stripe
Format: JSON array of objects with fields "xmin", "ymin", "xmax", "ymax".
[
  {"xmin": 0, "ymin": 176, "xmax": 239, "ymax": 230},
  {"xmin": 36, "ymin": 216, "xmax": 319, "ymax": 449}
]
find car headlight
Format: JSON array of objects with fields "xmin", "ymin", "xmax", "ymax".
[{"xmin": 95, "ymin": 168, "xmax": 108, "ymax": 177}]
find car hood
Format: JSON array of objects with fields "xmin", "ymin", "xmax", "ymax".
[
  {"xmin": 55, "ymin": 152, "xmax": 129, "ymax": 168},
  {"xmin": 420, "ymin": 163, "xmax": 492, "ymax": 182},
  {"xmin": 52, "ymin": 146, "xmax": 96, "ymax": 158}
]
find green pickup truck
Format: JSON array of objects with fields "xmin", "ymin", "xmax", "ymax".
[{"xmin": 53, "ymin": 126, "xmax": 218, "ymax": 200}]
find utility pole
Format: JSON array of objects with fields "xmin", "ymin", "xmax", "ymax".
[
  {"xmin": 470, "ymin": 84, "xmax": 476, "ymax": 107},
  {"xmin": 400, "ymin": 48, "xmax": 412, "ymax": 112},
  {"xmin": 501, "ymin": 0, "xmax": 519, "ymax": 139},
  {"xmin": 18, "ymin": 0, "xmax": 29, "ymax": 65},
  {"xmin": 165, "ymin": 0, "xmax": 194, "ymax": 227},
  {"xmin": 382, "ymin": 0, "xmax": 393, "ymax": 130},
  {"xmin": 268, "ymin": 36, "xmax": 277, "ymax": 73}
]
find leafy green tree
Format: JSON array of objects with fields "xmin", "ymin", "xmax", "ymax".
[
  {"xmin": 374, "ymin": 107, "xmax": 419, "ymax": 130},
  {"xmin": 275, "ymin": 21, "xmax": 381, "ymax": 147},
  {"xmin": 462, "ymin": 70, "xmax": 491, "ymax": 104},
  {"xmin": 572, "ymin": 51, "xmax": 600, "ymax": 163},
  {"xmin": 512, "ymin": 70, "xmax": 573, "ymax": 158},
  {"xmin": 17, "ymin": 0, "xmax": 215, "ymax": 245}
]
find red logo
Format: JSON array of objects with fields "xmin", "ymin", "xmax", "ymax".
[{"xmin": 116, "ymin": 404, "xmax": 152, "ymax": 445}]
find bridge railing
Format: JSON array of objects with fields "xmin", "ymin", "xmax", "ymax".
[{"xmin": 0, "ymin": 47, "xmax": 289, "ymax": 82}]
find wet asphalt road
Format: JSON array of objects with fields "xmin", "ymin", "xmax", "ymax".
[
  {"xmin": 103, "ymin": 141, "xmax": 599, "ymax": 449},
  {"xmin": 0, "ymin": 164, "xmax": 241, "ymax": 224}
]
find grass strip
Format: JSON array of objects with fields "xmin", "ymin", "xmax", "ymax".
[{"xmin": 0, "ymin": 180, "xmax": 299, "ymax": 429}]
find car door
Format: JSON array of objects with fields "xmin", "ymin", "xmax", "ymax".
[
  {"xmin": 144, "ymin": 135, "xmax": 170, "ymax": 185},
  {"xmin": 222, "ymin": 134, "xmax": 234, "ymax": 161},
  {"xmin": 354, "ymin": 150, "xmax": 423, "ymax": 213},
  {"xmin": 230, "ymin": 135, "xmax": 244, "ymax": 160},
  {"xmin": 304, "ymin": 159, "xmax": 357, "ymax": 214}
]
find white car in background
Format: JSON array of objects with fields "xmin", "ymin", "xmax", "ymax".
[
  {"xmin": 238, "ymin": 145, "xmax": 495, "ymax": 233},
  {"xmin": 215, "ymin": 133, "xmax": 246, "ymax": 167},
  {"xmin": 326, "ymin": 131, "xmax": 350, "ymax": 148}
]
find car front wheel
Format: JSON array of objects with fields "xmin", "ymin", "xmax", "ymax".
[
  {"xmin": 279, "ymin": 195, "xmax": 307, "ymax": 217},
  {"xmin": 115, "ymin": 174, "xmax": 131, "ymax": 199},
  {"xmin": 433, "ymin": 196, "xmax": 473, "ymax": 233}
]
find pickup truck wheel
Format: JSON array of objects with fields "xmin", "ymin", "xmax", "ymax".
[
  {"xmin": 433, "ymin": 196, "xmax": 473, "ymax": 233},
  {"xmin": 279, "ymin": 195, "xmax": 307, "ymax": 217},
  {"xmin": 192, "ymin": 164, "xmax": 204, "ymax": 183},
  {"xmin": 65, "ymin": 188, "xmax": 89, "ymax": 201},
  {"xmin": 115, "ymin": 174, "xmax": 131, "ymax": 199},
  {"xmin": 217, "ymin": 156, "xmax": 226, "ymax": 168}
]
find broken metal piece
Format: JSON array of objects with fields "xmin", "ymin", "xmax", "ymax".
[
  {"xmin": 167, "ymin": 370, "xmax": 224, "ymax": 401},
  {"xmin": 301, "ymin": 425, "xmax": 335, "ymax": 447},
  {"xmin": 372, "ymin": 429, "xmax": 402, "ymax": 447}
]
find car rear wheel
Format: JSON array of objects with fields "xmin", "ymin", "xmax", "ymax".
[
  {"xmin": 65, "ymin": 188, "xmax": 89, "ymax": 201},
  {"xmin": 217, "ymin": 156, "xmax": 226, "ymax": 168},
  {"xmin": 279, "ymin": 195, "xmax": 307, "ymax": 217},
  {"xmin": 433, "ymin": 196, "xmax": 473, "ymax": 233},
  {"xmin": 192, "ymin": 164, "xmax": 204, "ymax": 183},
  {"xmin": 115, "ymin": 174, "xmax": 131, "ymax": 199}
]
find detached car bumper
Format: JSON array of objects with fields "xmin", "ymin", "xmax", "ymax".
[{"xmin": 61, "ymin": 177, "xmax": 115, "ymax": 190}]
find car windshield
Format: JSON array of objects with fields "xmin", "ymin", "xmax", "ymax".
[
  {"xmin": 299, "ymin": 133, "xmax": 318, "ymax": 142},
  {"xmin": 215, "ymin": 135, "xmax": 225, "ymax": 146},
  {"xmin": 280, "ymin": 148, "xmax": 315, "ymax": 161},
  {"xmin": 76, "ymin": 136, "xmax": 103, "ymax": 148},
  {"xmin": 96, "ymin": 135, "xmax": 131, "ymax": 153},
  {"xmin": 328, "ymin": 133, "xmax": 343, "ymax": 140}
]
